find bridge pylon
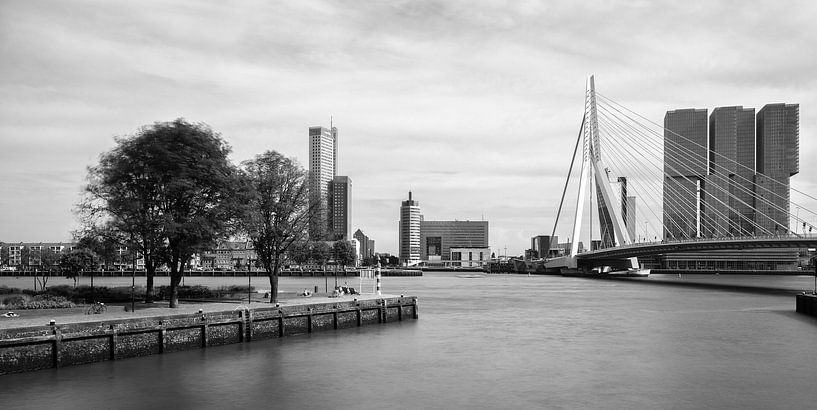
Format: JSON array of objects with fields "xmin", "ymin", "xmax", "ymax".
[{"xmin": 568, "ymin": 75, "xmax": 637, "ymax": 271}]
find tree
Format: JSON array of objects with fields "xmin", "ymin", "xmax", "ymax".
[
  {"xmin": 60, "ymin": 249, "xmax": 97, "ymax": 287},
  {"xmin": 387, "ymin": 255, "xmax": 399, "ymax": 266},
  {"xmin": 333, "ymin": 240, "xmax": 356, "ymax": 269},
  {"xmin": 83, "ymin": 119, "xmax": 246, "ymax": 307},
  {"xmin": 74, "ymin": 226, "xmax": 121, "ymax": 270},
  {"xmin": 240, "ymin": 151, "xmax": 315, "ymax": 303},
  {"xmin": 288, "ymin": 240, "xmax": 311, "ymax": 271},
  {"xmin": 311, "ymin": 242, "xmax": 332, "ymax": 274}
]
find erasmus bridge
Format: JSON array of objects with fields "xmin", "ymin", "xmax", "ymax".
[{"xmin": 544, "ymin": 76, "xmax": 817, "ymax": 274}]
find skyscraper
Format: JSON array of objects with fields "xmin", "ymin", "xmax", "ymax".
[
  {"xmin": 399, "ymin": 191, "xmax": 422, "ymax": 265},
  {"xmin": 704, "ymin": 106, "xmax": 755, "ymax": 237},
  {"xmin": 353, "ymin": 229, "xmax": 375, "ymax": 260},
  {"xmin": 329, "ymin": 176, "xmax": 352, "ymax": 240},
  {"xmin": 663, "ymin": 108, "xmax": 707, "ymax": 239},
  {"xmin": 308, "ymin": 125, "xmax": 337, "ymax": 240},
  {"xmin": 756, "ymin": 103, "xmax": 799, "ymax": 234}
]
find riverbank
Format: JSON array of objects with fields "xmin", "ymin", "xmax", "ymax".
[{"xmin": 0, "ymin": 294, "xmax": 418, "ymax": 375}]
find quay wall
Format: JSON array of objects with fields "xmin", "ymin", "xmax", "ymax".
[
  {"xmin": 0, "ymin": 269, "xmax": 422, "ymax": 278},
  {"xmin": 795, "ymin": 293, "xmax": 817, "ymax": 318},
  {"xmin": 0, "ymin": 296, "xmax": 418, "ymax": 375}
]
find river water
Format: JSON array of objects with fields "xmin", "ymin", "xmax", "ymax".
[{"xmin": 1, "ymin": 273, "xmax": 816, "ymax": 409}]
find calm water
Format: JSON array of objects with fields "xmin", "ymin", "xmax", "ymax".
[{"xmin": 1, "ymin": 273, "xmax": 816, "ymax": 409}]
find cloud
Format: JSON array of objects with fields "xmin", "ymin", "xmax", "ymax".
[{"xmin": 1, "ymin": 0, "xmax": 815, "ymax": 253}]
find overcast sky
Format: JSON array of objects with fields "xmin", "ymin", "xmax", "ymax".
[{"xmin": 1, "ymin": 0, "xmax": 816, "ymax": 256}]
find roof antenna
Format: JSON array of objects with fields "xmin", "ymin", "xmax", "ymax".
[{"xmin": 330, "ymin": 115, "xmax": 333, "ymax": 129}]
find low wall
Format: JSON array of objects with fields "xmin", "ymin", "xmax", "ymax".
[
  {"xmin": 0, "ymin": 296, "xmax": 418, "ymax": 375},
  {"xmin": 795, "ymin": 293, "xmax": 817, "ymax": 318},
  {"xmin": 0, "ymin": 270, "xmax": 422, "ymax": 277}
]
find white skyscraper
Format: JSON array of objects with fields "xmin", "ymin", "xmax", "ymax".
[
  {"xmin": 308, "ymin": 125, "xmax": 337, "ymax": 240},
  {"xmin": 399, "ymin": 191, "xmax": 422, "ymax": 265}
]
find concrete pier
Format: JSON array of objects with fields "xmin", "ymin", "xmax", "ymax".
[
  {"xmin": 0, "ymin": 295, "xmax": 418, "ymax": 375},
  {"xmin": 795, "ymin": 293, "xmax": 817, "ymax": 318}
]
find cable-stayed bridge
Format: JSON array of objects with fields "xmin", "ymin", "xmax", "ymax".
[{"xmin": 545, "ymin": 76, "xmax": 817, "ymax": 274}]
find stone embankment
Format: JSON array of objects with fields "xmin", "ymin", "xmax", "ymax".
[{"xmin": 0, "ymin": 295, "xmax": 417, "ymax": 375}]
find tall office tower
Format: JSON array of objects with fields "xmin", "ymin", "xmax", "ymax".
[
  {"xmin": 626, "ymin": 196, "xmax": 636, "ymax": 242},
  {"xmin": 308, "ymin": 125, "xmax": 338, "ymax": 240},
  {"xmin": 329, "ymin": 176, "xmax": 352, "ymax": 240},
  {"xmin": 614, "ymin": 177, "xmax": 637, "ymax": 242},
  {"xmin": 704, "ymin": 106, "xmax": 755, "ymax": 237},
  {"xmin": 663, "ymin": 109, "xmax": 707, "ymax": 240},
  {"xmin": 353, "ymin": 229, "xmax": 376, "ymax": 260},
  {"xmin": 399, "ymin": 191, "xmax": 422, "ymax": 265},
  {"xmin": 756, "ymin": 103, "xmax": 799, "ymax": 234}
]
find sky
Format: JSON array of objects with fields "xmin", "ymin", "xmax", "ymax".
[{"xmin": 1, "ymin": 0, "xmax": 816, "ymax": 256}]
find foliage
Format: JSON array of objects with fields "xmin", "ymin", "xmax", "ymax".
[
  {"xmin": 239, "ymin": 150, "xmax": 314, "ymax": 303},
  {"xmin": 0, "ymin": 295, "xmax": 26, "ymax": 307},
  {"xmin": 387, "ymin": 256, "xmax": 400, "ymax": 266},
  {"xmin": 0, "ymin": 285, "xmax": 22, "ymax": 295},
  {"xmin": 1, "ymin": 294, "xmax": 76, "ymax": 309},
  {"xmin": 333, "ymin": 240, "xmax": 356, "ymax": 267},
  {"xmin": 311, "ymin": 242, "xmax": 332, "ymax": 267},
  {"xmin": 74, "ymin": 226, "xmax": 123, "ymax": 269},
  {"xmin": 41, "ymin": 285, "xmax": 144, "ymax": 304},
  {"xmin": 288, "ymin": 241, "xmax": 310, "ymax": 267},
  {"xmin": 60, "ymin": 248, "xmax": 98, "ymax": 283},
  {"xmin": 82, "ymin": 119, "xmax": 246, "ymax": 307}
]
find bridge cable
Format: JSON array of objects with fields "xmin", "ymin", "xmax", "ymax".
[
  {"xmin": 550, "ymin": 113, "xmax": 587, "ymax": 250},
  {"xmin": 597, "ymin": 93, "xmax": 817, "ymax": 221},
  {"xmin": 596, "ymin": 103, "xmax": 777, "ymax": 237},
  {"xmin": 595, "ymin": 96, "xmax": 797, "ymax": 235}
]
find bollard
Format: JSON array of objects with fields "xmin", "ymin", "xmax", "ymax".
[{"xmin": 314, "ymin": 285, "xmax": 319, "ymax": 294}]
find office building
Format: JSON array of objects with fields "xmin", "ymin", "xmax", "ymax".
[
  {"xmin": 329, "ymin": 176, "xmax": 352, "ymax": 240},
  {"xmin": 399, "ymin": 191, "xmax": 422, "ymax": 265},
  {"xmin": 420, "ymin": 220, "xmax": 489, "ymax": 262},
  {"xmin": 530, "ymin": 235, "xmax": 558, "ymax": 259},
  {"xmin": 353, "ymin": 229, "xmax": 376, "ymax": 260},
  {"xmin": 663, "ymin": 108, "xmax": 707, "ymax": 239},
  {"xmin": 308, "ymin": 125, "xmax": 338, "ymax": 240},
  {"xmin": 755, "ymin": 103, "xmax": 799, "ymax": 234},
  {"xmin": 704, "ymin": 106, "xmax": 755, "ymax": 237}
]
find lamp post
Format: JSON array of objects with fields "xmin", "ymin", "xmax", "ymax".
[
  {"xmin": 247, "ymin": 257, "xmax": 253, "ymax": 304},
  {"xmin": 131, "ymin": 241, "xmax": 136, "ymax": 313}
]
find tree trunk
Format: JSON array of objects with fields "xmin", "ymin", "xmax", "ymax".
[
  {"xmin": 169, "ymin": 272, "xmax": 181, "ymax": 308},
  {"xmin": 145, "ymin": 274, "xmax": 154, "ymax": 302},
  {"xmin": 144, "ymin": 258, "xmax": 157, "ymax": 303},
  {"xmin": 268, "ymin": 272, "xmax": 278, "ymax": 303},
  {"xmin": 168, "ymin": 254, "xmax": 182, "ymax": 308}
]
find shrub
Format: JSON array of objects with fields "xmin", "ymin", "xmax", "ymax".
[
  {"xmin": 0, "ymin": 285, "xmax": 23, "ymax": 295},
  {"xmin": 213, "ymin": 285, "xmax": 256, "ymax": 298},
  {"xmin": 38, "ymin": 285, "xmax": 144, "ymax": 304},
  {"xmin": 1, "ymin": 294, "xmax": 26, "ymax": 307},
  {"xmin": 1, "ymin": 294, "xmax": 75, "ymax": 309},
  {"xmin": 157, "ymin": 285, "xmax": 214, "ymax": 300}
]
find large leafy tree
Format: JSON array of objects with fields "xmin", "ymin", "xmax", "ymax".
[
  {"xmin": 60, "ymin": 248, "xmax": 98, "ymax": 287},
  {"xmin": 311, "ymin": 241, "xmax": 332, "ymax": 274},
  {"xmin": 74, "ymin": 226, "xmax": 122, "ymax": 270},
  {"xmin": 240, "ymin": 151, "xmax": 315, "ymax": 303},
  {"xmin": 288, "ymin": 240, "xmax": 310, "ymax": 271},
  {"xmin": 333, "ymin": 240, "xmax": 356, "ymax": 269},
  {"xmin": 83, "ymin": 119, "xmax": 246, "ymax": 307}
]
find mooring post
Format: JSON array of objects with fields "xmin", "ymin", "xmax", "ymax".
[{"xmin": 110, "ymin": 325, "xmax": 118, "ymax": 361}]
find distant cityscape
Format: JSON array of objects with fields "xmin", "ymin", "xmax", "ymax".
[
  {"xmin": 0, "ymin": 103, "xmax": 811, "ymax": 272},
  {"xmin": 524, "ymin": 102, "xmax": 810, "ymax": 271}
]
